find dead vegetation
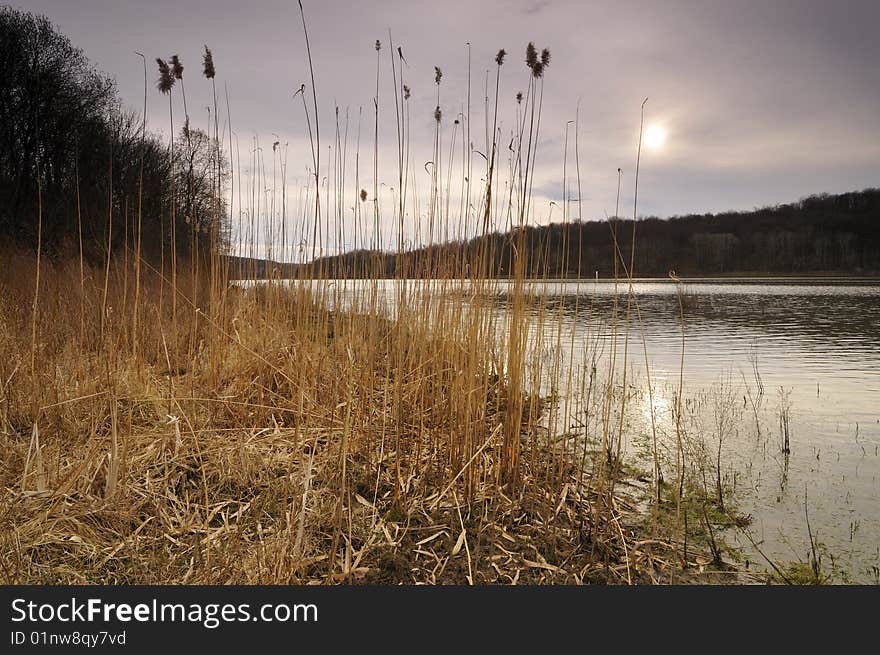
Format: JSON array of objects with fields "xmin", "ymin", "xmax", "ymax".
[
  {"xmin": 0, "ymin": 28, "xmax": 751, "ymax": 585},
  {"xmin": 0, "ymin": 252, "xmax": 736, "ymax": 585}
]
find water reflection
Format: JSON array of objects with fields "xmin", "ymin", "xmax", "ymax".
[
  {"xmin": 277, "ymin": 276, "xmax": 880, "ymax": 580},
  {"xmin": 517, "ymin": 278, "xmax": 880, "ymax": 582}
]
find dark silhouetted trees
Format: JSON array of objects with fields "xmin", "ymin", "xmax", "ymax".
[
  {"xmin": 303, "ymin": 188, "xmax": 880, "ymax": 279},
  {"xmin": 0, "ymin": 6, "xmax": 226, "ymax": 264}
]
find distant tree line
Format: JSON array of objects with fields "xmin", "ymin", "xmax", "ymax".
[
  {"xmin": 0, "ymin": 6, "xmax": 226, "ymax": 264},
  {"xmin": 295, "ymin": 188, "xmax": 880, "ymax": 279}
]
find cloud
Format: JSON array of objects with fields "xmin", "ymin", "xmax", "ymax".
[
  {"xmin": 523, "ymin": 0, "xmax": 552, "ymax": 15},
  {"xmin": 22, "ymin": 0, "xmax": 880, "ymax": 252}
]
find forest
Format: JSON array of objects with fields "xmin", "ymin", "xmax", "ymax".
[
  {"xmin": 300, "ymin": 188, "xmax": 880, "ymax": 280},
  {"xmin": 0, "ymin": 6, "xmax": 226, "ymax": 266}
]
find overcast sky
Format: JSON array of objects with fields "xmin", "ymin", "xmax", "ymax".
[{"xmin": 16, "ymin": 0, "xmax": 880, "ymax": 257}]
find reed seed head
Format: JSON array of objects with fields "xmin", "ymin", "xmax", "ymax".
[
  {"xmin": 516, "ymin": 91, "xmax": 523, "ymax": 104},
  {"xmin": 375, "ymin": 39, "xmax": 381, "ymax": 52},
  {"xmin": 156, "ymin": 58, "xmax": 174, "ymax": 94},
  {"xmin": 531, "ymin": 61, "xmax": 545, "ymax": 78},
  {"xmin": 360, "ymin": 189, "xmax": 368, "ymax": 202},
  {"xmin": 541, "ymin": 47, "xmax": 551, "ymax": 68},
  {"xmin": 202, "ymin": 45, "xmax": 215, "ymax": 79},
  {"xmin": 525, "ymin": 42, "xmax": 538, "ymax": 70},
  {"xmin": 403, "ymin": 84, "xmax": 411, "ymax": 100},
  {"xmin": 434, "ymin": 105, "xmax": 442, "ymax": 123},
  {"xmin": 170, "ymin": 54, "xmax": 183, "ymax": 80},
  {"xmin": 495, "ymin": 49, "xmax": 506, "ymax": 66},
  {"xmin": 434, "ymin": 66, "xmax": 442, "ymax": 85}
]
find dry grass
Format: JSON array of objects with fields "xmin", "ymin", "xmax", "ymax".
[
  {"xmin": 0, "ymin": 31, "xmax": 744, "ymax": 585},
  {"xmin": 0, "ymin": 249, "xmax": 711, "ymax": 584}
]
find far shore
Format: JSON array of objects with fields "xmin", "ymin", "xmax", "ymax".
[{"xmin": 229, "ymin": 272, "xmax": 880, "ymax": 283}]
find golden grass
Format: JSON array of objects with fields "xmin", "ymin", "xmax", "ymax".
[
  {"xmin": 0, "ymin": 30, "xmax": 749, "ymax": 585},
  {"xmin": 0, "ymin": 249, "xmax": 709, "ymax": 584}
]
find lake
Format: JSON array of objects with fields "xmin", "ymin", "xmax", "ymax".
[
  {"xmin": 512, "ymin": 277, "xmax": 880, "ymax": 583},
  {"xmin": 293, "ymin": 276, "xmax": 880, "ymax": 582}
]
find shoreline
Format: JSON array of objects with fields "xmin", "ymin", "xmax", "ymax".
[
  {"xmin": 228, "ymin": 273, "xmax": 880, "ymax": 283},
  {"xmin": 0, "ymin": 254, "xmax": 762, "ymax": 585}
]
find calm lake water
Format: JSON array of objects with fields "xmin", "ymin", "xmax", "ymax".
[
  {"xmin": 515, "ymin": 278, "xmax": 880, "ymax": 582},
  {"xmin": 295, "ymin": 276, "xmax": 880, "ymax": 582}
]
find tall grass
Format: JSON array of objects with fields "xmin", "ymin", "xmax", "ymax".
[{"xmin": 0, "ymin": 25, "xmax": 745, "ymax": 585}]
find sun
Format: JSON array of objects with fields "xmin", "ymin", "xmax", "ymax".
[{"xmin": 644, "ymin": 124, "xmax": 667, "ymax": 150}]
